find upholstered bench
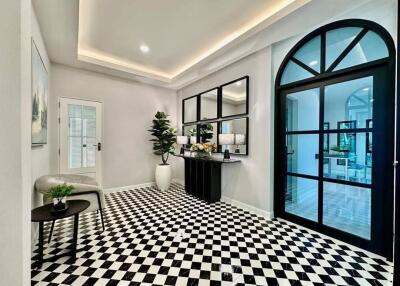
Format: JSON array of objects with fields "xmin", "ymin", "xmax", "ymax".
[{"xmin": 34, "ymin": 174, "xmax": 106, "ymax": 241}]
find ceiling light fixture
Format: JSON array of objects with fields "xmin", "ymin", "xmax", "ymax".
[
  {"xmin": 140, "ymin": 44, "xmax": 150, "ymax": 53},
  {"xmin": 236, "ymin": 81, "xmax": 242, "ymax": 86}
]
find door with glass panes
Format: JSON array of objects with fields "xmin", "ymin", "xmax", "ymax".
[
  {"xmin": 275, "ymin": 20, "xmax": 395, "ymax": 258},
  {"xmin": 59, "ymin": 98, "xmax": 103, "ymax": 183}
]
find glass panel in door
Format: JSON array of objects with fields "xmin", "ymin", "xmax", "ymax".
[
  {"xmin": 68, "ymin": 104, "xmax": 97, "ymax": 169},
  {"xmin": 286, "ymin": 134, "xmax": 319, "ymax": 176},
  {"xmin": 286, "ymin": 88, "xmax": 319, "ymax": 131},
  {"xmin": 285, "ymin": 176, "xmax": 318, "ymax": 222},
  {"xmin": 324, "ymin": 77, "xmax": 373, "ymax": 129},
  {"xmin": 322, "ymin": 76, "xmax": 373, "ymax": 238},
  {"xmin": 284, "ymin": 87, "xmax": 320, "ymax": 222},
  {"xmin": 323, "ymin": 182, "xmax": 371, "ymax": 239}
]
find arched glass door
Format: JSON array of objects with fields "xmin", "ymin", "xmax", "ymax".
[{"xmin": 275, "ymin": 20, "xmax": 395, "ymax": 258}]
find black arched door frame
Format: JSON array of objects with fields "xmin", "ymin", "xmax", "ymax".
[
  {"xmin": 393, "ymin": 4, "xmax": 400, "ymax": 284},
  {"xmin": 274, "ymin": 19, "xmax": 396, "ymax": 259}
]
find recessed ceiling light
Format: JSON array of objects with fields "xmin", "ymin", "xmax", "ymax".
[
  {"xmin": 309, "ymin": 60, "xmax": 318, "ymax": 66},
  {"xmin": 140, "ymin": 44, "xmax": 150, "ymax": 53},
  {"xmin": 363, "ymin": 87, "xmax": 370, "ymax": 91},
  {"xmin": 236, "ymin": 81, "xmax": 242, "ymax": 86}
]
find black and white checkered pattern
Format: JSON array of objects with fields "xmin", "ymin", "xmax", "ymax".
[{"xmin": 31, "ymin": 183, "xmax": 393, "ymax": 285}]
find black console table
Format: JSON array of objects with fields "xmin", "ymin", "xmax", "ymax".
[{"xmin": 176, "ymin": 154, "xmax": 240, "ymax": 203}]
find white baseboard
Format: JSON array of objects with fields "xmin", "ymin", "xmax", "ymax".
[
  {"xmin": 171, "ymin": 178, "xmax": 185, "ymax": 186},
  {"xmin": 221, "ymin": 196, "xmax": 273, "ymax": 220},
  {"xmin": 103, "ymin": 182, "xmax": 156, "ymax": 193},
  {"xmin": 103, "ymin": 178, "xmax": 184, "ymax": 194}
]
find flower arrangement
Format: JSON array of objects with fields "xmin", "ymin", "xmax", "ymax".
[{"xmin": 190, "ymin": 143, "xmax": 217, "ymax": 157}]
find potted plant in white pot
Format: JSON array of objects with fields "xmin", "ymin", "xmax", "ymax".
[{"xmin": 148, "ymin": 111, "xmax": 176, "ymax": 190}]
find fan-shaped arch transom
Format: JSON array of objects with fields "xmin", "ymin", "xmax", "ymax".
[{"xmin": 279, "ymin": 22, "xmax": 391, "ymax": 86}]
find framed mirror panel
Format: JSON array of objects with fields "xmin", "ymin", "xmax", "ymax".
[
  {"xmin": 199, "ymin": 122, "xmax": 218, "ymax": 151},
  {"xmin": 200, "ymin": 88, "xmax": 218, "ymax": 121},
  {"xmin": 219, "ymin": 117, "xmax": 248, "ymax": 155},
  {"xmin": 183, "ymin": 96, "xmax": 198, "ymax": 123},
  {"xmin": 221, "ymin": 76, "xmax": 249, "ymax": 118},
  {"xmin": 182, "ymin": 124, "xmax": 197, "ymax": 148}
]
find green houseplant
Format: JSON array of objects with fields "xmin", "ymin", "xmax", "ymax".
[
  {"xmin": 47, "ymin": 183, "xmax": 74, "ymax": 211},
  {"xmin": 148, "ymin": 111, "xmax": 177, "ymax": 190},
  {"xmin": 199, "ymin": 123, "xmax": 213, "ymax": 143}
]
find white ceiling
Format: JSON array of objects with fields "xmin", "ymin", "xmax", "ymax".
[
  {"xmin": 32, "ymin": 0, "xmax": 312, "ymax": 88},
  {"xmin": 32, "ymin": 0, "xmax": 370, "ymax": 89},
  {"xmin": 79, "ymin": 0, "xmax": 292, "ymax": 78}
]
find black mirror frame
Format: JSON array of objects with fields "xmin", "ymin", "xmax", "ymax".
[
  {"xmin": 220, "ymin": 75, "xmax": 249, "ymax": 119},
  {"xmin": 181, "ymin": 122, "xmax": 220, "ymax": 153},
  {"xmin": 199, "ymin": 87, "xmax": 219, "ymax": 121},
  {"xmin": 182, "ymin": 95, "xmax": 198, "ymax": 124},
  {"xmin": 181, "ymin": 75, "xmax": 249, "ymax": 156},
  {"xmin": 218, "ymin": 117, "xmax": 249, "ymax": 156},
  {"xmin": 181, "ymin": 124, "xmax": 198, "ymax": 150}
]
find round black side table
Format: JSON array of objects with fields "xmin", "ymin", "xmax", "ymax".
[{"xmin": 31, "ymin": 200, "xmax": 90, "ymax": 269}]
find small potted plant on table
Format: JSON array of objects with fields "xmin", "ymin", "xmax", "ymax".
[{"xmin": 47, "ymin": 183, "xmax": 74, "ymax": 213}]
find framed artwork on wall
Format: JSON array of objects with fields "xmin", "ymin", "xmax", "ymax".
[{"xmin": 31, "ymin": 40, "xmax": 48, "ymax": 145}]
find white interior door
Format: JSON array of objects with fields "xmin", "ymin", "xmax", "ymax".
[{"xmin": 59, "ymin": 98, "xmax": 102, "ymax": 184}]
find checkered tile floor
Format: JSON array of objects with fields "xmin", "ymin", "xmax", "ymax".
[{"xmin": 31, "ymin": 183, "xmax": 393, "ymax": 285}]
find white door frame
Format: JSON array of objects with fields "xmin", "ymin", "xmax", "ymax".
[{"xmin": 58, "ymin": 97, "xmax": 103, "ymax": 185}]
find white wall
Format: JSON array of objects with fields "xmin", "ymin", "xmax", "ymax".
[
  {"xmin": 177, "ymin": 48, "xmax": 274, "ymax": 216},
  {"xmin": 0, "ymin": 0, "xmax": 32, "ymax": 285},
  {"xmin": 31, "ymin": 5, "xmax": 51, "ymax": 239},
  {"xmin": 50, "ymin": 64, "xmax": 179, "ymax": 189}
]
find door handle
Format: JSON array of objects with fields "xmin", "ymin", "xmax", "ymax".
[{"xmin": 93, "ymin": 143, "xmax": 101, "ymax": 151}]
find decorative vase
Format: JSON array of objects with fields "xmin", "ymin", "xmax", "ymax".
[
  {"xmin": 53, "ymin": 197, "xmax": 67, "ymax": 210},
  {"xmin": 155, "ymin": 164, "xmax": 172, "ymax": 191},
  {"xmin": 195, "ymin": 151, "xmax": 212, "ymax": 158},
  {"xmin": 51, "ymin": 197, "xmax": 69, "ymax": 214}
]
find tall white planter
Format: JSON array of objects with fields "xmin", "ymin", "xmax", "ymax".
[{"xmin": 155, "ymin": 164, "xmax": 171, "ymax": 191}]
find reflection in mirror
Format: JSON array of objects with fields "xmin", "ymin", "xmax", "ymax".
[
  {"xmin": 199, "ymin": 122, "xmax": 218, "ymax": 149},
  {"xmin": 200, "ymin": 89, "xmax": 218, "ymax": 120},
  {"xmin": 183, "ymin": 125, "xmax": 197, "ymax": 148},
  {"xmin": 222, "ymin": 77, "xmax": 248, "ymax": 117},
  {"xmin": 183, "ymin": 96, "xmax": 197, "ymax": 123},
  {"xmin": 220, "ymin": 118, "xmax": 247, "ymax": 154}
]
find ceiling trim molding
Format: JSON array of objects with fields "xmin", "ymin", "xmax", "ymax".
[
  {"xmin": 77, "ymin": 48, "xmax": 172, "ymax": 82},
  {"xmin": 77, "ymin": 0, "xmax": 311, "ymax": 85}
]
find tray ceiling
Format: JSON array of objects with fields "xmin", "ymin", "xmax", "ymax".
[{"xmin": 35, "ymin": 0, "xmax": 351, "ymax": 88}]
